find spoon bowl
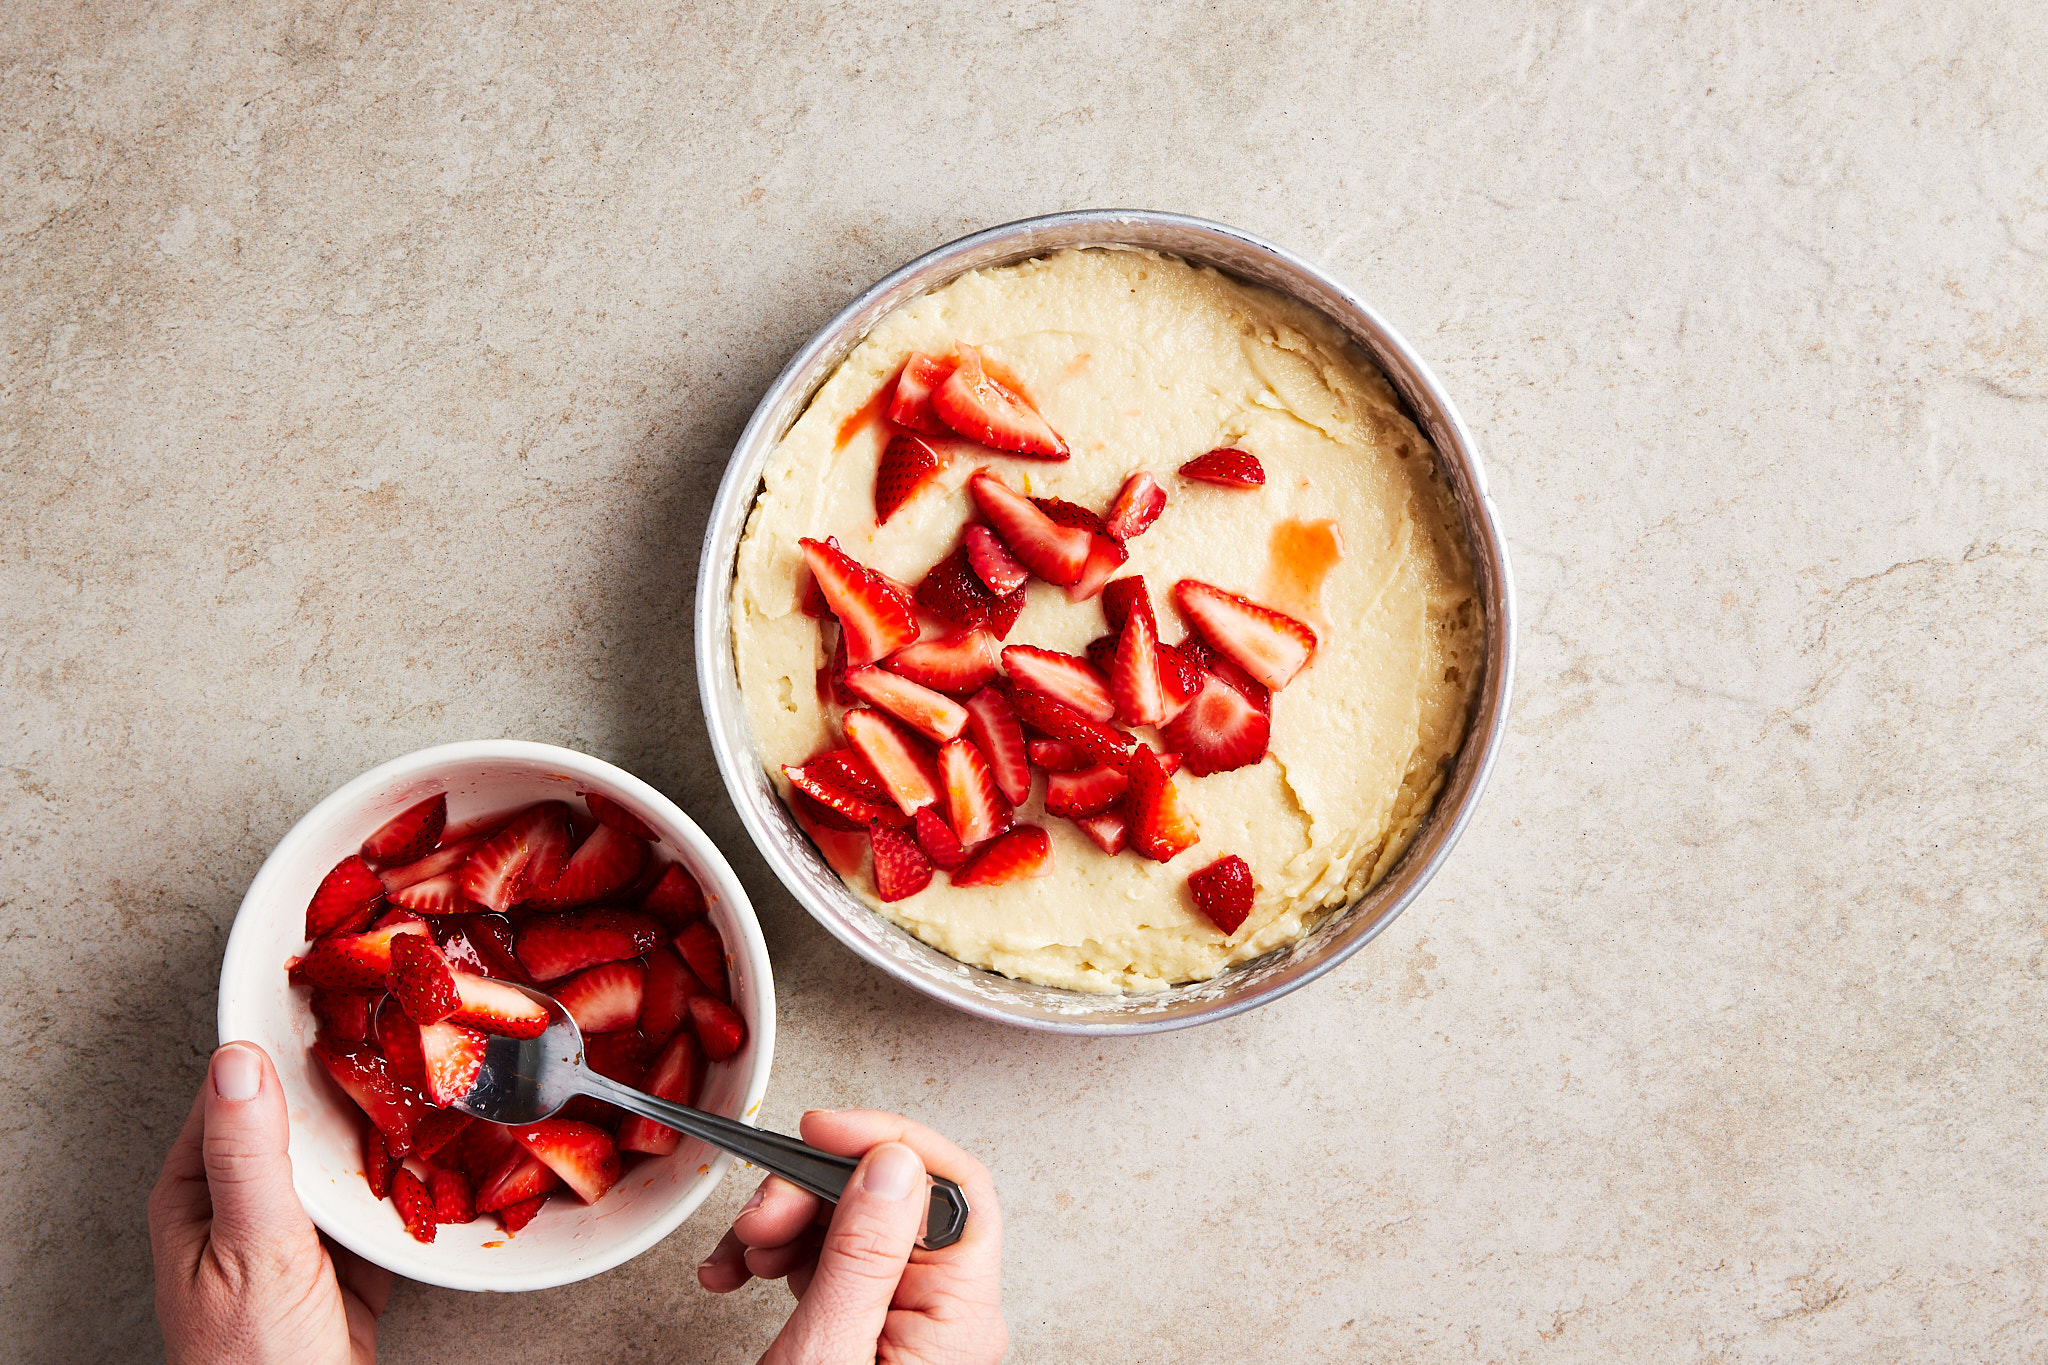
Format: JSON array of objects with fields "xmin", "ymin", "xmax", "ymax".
[{"xmin": 455, "ymin": 983, "xmax": 969, "ymax": 1251}]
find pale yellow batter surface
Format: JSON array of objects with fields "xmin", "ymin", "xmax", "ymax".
[{"xmin": 732, "ymin": 248, "xmax": 1482, "ymax": 992}]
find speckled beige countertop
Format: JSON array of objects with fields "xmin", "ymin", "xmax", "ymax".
[{"xmin": 4, "ymin": 4, "xmax": 2044, "ymax": 1362}]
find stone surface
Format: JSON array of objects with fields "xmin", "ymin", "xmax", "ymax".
[{"xmin": 2, "ymin": 2, "xmax": 2044, "ymax": 1361}]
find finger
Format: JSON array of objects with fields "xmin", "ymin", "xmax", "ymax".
[
  {"xmin": 786, "ymin": 1258, "xmax": 817, "ymax": 1301},
  {"xmin": 697, "ymin": 1227, "xmax": 753, "ymax": 1293},
  {"xmin": 732, "ymin": 1174, "xmax": 824, "ymax": 1249},
  {"xmin": 743, "ymin": 1226, "xmax": 822, "ymax": 1282},
  {"xmin": 146, "ymin": 1081, "xmax": 213, "ymax": 1273},
  {"xmin": 765, "ymin": 1143, "xmax": 925, "ymax": 1361},
  {"xmin": 797, "ymin": 1110, "xmax": 1004, "ymax": 1316},
  {"xmin": 327, "ymin": 1238, "xmax": 394, "ymax": 1317},
  {"xmin": 202, "ymin": 1043, "xmax": 317, "ymax": 1277}
]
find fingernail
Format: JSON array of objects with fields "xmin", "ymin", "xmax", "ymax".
[
  {"xmin": 739, "ymin": 1187, "xmax": 765, "ymax": 1215},
  {"xmin": 212, "ymin": 1044, "xmax": 262, "ymax": 1102},
  {"xmin": 861, "ymin": 1143, "xmax": 921, "ymax": 1201}
]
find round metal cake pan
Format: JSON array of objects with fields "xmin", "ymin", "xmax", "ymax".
[{"xmin": 696, "ymin": 209, "xmax": 1515, "ymax": 1036}]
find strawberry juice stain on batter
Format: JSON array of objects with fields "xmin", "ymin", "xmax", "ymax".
[{"xmin": 1262, "ymin": 517, "xmax": 1345, "ymax": 633}]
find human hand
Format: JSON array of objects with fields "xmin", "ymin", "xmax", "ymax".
[
  {"xmin": 699, "ymin": 1109, "xmax": 1006, "ymax": 1365},
  {"xmin": 148, "ymin": 1042, "xmax": 392, "ymax": 1365}
]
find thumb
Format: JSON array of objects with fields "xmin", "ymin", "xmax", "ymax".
[
  {"xmin": 770, "ymin": 1142, "xmax": 927, "ymax": 1363},
  {"xmin": 202, "ymin": 1042, "xmax": 314, "ymax": 1272}
]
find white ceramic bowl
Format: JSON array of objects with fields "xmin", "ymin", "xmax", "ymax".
[{"xmin": 218, "ymin": 740, "xmax": 775, "ymax": 1292}]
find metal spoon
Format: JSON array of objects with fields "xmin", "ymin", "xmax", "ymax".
[{"xmin": 446, "ymin": 983, "xmax": 969, "ymax": 1250}]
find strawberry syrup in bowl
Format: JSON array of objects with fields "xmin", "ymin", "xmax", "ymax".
[
  {"xmin": 698, "ymin": 210, "xmax": 1516, "ymax": 1035},
  {"xmin": 217, "ymin": 740, "xmax": 775, "ymax": 1291}
]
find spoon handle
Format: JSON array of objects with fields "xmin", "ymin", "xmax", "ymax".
[{"xmin": 577, "ymin": 1069, "xmax": 969, "ymax": 1250}]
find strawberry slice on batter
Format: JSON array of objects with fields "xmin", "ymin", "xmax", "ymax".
[
  {"xmin": 1009, "ymin": 689, "xmax": 1133, "ymax": 771},
  {"xmin": 1003, "ymin": 645, "xmax": 1116, "ymax": 724},
  {"xmin": 868, "ymin": 820, "xmax": 934, "ymax": 902},
  {"xmin": 961, "ymin": 686, "xmax": 1031, "ymax": 806},
  {"xmin": 841, "ymin": 708, "xmax": 941, "ymax": 815},
  {"xmin": 844, "ymin": 665, "xmax": 971, "ymax": 743},
  {"xmin": 1110, "ymin": 598, "xmax": 1166, "ymax": 727},
  {"xmin": 884, "ymin": 629, "xmax": 1000, "ymax": 697},
  {"xmin": 874, "ymin": 433, "xmax": 943, "ymax": 524},
  {"xmin": 1043, "ymin": 764, "xmax": 1130, "ymax": 819},
  {"xmin": 1160, "ymin": 669, "xmax": 1270, "ymax": 776},
  {"xmin": 968, "ymin": 471, "xmax": 1092, "ymax": 587},
  {"xmin": 1125, "ymin": 745, "xmax": 1200, "ymax": 863},
  {"xmin": 964, "ymin": 524, "xmax": 1030, "ymax": 596},
  {"xmin": 801, "ymin": 537, "xmax": 920, "ymax": 665},
  {"xmin": 1173, "ymin": 580, "xmax": 1318, "ymax": 690},
  {"xmin": 933, "ymin": 345, "xmax": 1068, "ymax": 460},
  {"xmin": 938, "ymin": 736, "xmax": 1013, "ymax": 847},
  {"xmin": 913, "ymin": 806, "xmax": 970, "ymax": 872},
  {"xmin": 1187, "ymin": 853, "xmax": 1255, "ymax": 934},
  {"xmin": 1179, "ymin": 448, "xmax": 1265, "ymax": 488},
  {"xmin": 887, "ymin": 352, "xmax": 957, "ymax": 436},
  {"xmin": 915, "ymin": 545, "xmax": 1027, "ymax": 638},
  {"xmin": 1105, "ymin": 470, "xmax": 1167, "ymax": 541},
  {"xmin": 951, "ymin": 825, "xmax": 1053, "ymax": 887}
]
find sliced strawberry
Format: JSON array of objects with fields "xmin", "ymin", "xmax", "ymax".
[
  {"xmin": 786, "ymin": 756, "xmax": 908, "ymax": 827},
  {"xmin": 387, "ymin": 871, "xmax": 477, "ymax": 916},
  {"xmin": 688, "ymin": 994, "xmax": 747, "ymax": 1062},
  {"xmin": 1156, "ymin": 641, "xmax": 1206, "ymax": 721},
  {"xmin": 938, "ymin": 737, "xmax": 1013, "ymax": 847},
  {"xmin": 1003, "ymin": 645, "xmax": 1116, "ymax": 723},
  {"xmin": 1031, "ymin": 497, "xmax": 1106, "ymax": 534},
  {"xmin": 1065, "ymin": 534, "xmax": 1128, "ymax": 603},
  {"xmin": 952, "ymin": 825, "xmax": 1053, "ymax": 887},
  {"xmin": 1110, "ymin": 600, "xmax": 1166, "ymax": 726},
  {"xmin": 447, "ymin": 970, "xmax": 549, "ymax": 1038},
  {"xmin": 413, "ymin": 1108, "xmax": 471, "ymax": 1162},
  {"xmin": 1161, "ymin": 671, "xmax": 1270, "ymax": 776},
  {"xmin": 581, "ymin": 792, "xmax": 656, "ymax": 842},
  {"xmin": 875, "ymin": 433, "xmax": 943, "ymax": 524},
  {"xmin": 868, "ymin": 821, "xmax": 934, "ymax": 902},
  {"xmin": 362, "ymin": 1120, "xmax": 395, "ymax": 1199},
  {"xmin": 1180, "ymin": 636, "xmax": 1273, "ymax": 712},
  {"xmin": 844, "ymin": 666, "xmax": 970, "ymax": 742},
  {"xmin": 429, "ymin": 1167, "xmax": 475, "ymax": 1225},
  {"xmin": 583, "ymin": 1029, "xmax": 655, "ymax": 1091},
  {"xmin": 475, "ymin": 1152, "xmax": 561, "ymax": 1213},
  {"xmin": 513, "ymin": 1120, "xmax": 622, "ymax": 1204},
  {"xmin": 888, "ymin": 352, "xmax": 957, "ymax": 435},
  {"xmin": 791, "ymin": 785, "xmax": 863, "ymax": 835},
  {"xmin": 1174, "ymin": 580, "xmax": 1317, "ymax": 689},
  {"xmin": 496, "ymin": 1192, "xmax": 549, "ymax": 1232},
  {"xmin": 932, "ymin": 344, "xmax": 1067, "ymax": 459},
  {"xmin": 525, "ymin": 822, "xmax": 648, "ymax": 909},
  {"xmin": 361, "ymin": 794, "xmax": 448, "ymax": 867},
  {"xmin": 439, "ymin": 807, "xmax": 521, "ymax": 846},
  {"xmin": 376, "ymin": 834, "xmax": 487, "ymax": 895},
  {"xmin": 305, "ymin": 855, "xmax": 385, "ymax": 940},
  {"xmin": 416, "ymin": 1020, "xmax": 487, "ymax": 1106},
  {"xmin": 840, "ymin": 709, "xmax": 941, "ymax": 816},
  {"xmin": 374, "ymin": 1006, "xmax": 428, "ymax": 1090},
  {"xmin": 673, "ymin": 919, "xmax": 729, "ymax": 1001},
  {"xmin": 912, "ymin": 806, "xmax": 970, "ymax": 872},
  {"xmin": 801, "ymin": 537, "xmax": 920, "ymax": 665},
  {"xmin": 1179, "ymin": 448, "xmax": 1266, "ymax": 487},
  {"xmin": 457, "ymin": 914, "xmax": 532, "ymax": 984},
  {"xmin": 388, "ymin": 932, "xmax": 460, "ymax": 1025},
  {"xmin": 885, "ymin": 630, "xmax": 1000, "ymax": 696},
  {"xmin": 1044, "ymin": 764, "xmax": 1130, "ymax": 819},
  {"xmin": 461, "ymin": 802, "xmax": 570, "ymax": 915},
  {"xmin": 1126, "ymin": 746, "xmax": 1200, "ymax": 862},
  {"xmin": 1027, "ymin": 739, "xmax": 1089, "ymax": 772},
  {"xmin": 617, "ymin": 1030, "xmax": 707, "ymax": 1156},
  {"xmin": 1072, "ymin": 810, "xmax": 1129, "ymax": 856},
  {"xmin": 798, "ymin": 566, "xmax": 831, "ymax": 619},
  {"xmin": 1187, "ymin": 853, "xmax": 1255, "ymax": 934},
  {"xmin": 968, "ymin": 471, "xmax": 1092, "ymax": 586},
  {"xmin": 515, "ymin": 909, "xmax": 664, "ymax": 982},
  {"xmin": 451, "ymin": 1119, "xmax": 523, "ymax": 1185},
  {"xmin": 914, "ymin": 545, "xmax": 1027, "ymax": 638},
  {"xmin": 392, "ymin": 1168, "xmax": 437, "ymax": 1243},
  {"xmin": 289, "ymin": 920, "xmax": 431, "ymax": 991},
  {"xmin": 961, "ymin": 523, "xmax": 1029, "ymax": 596},
  {"xmin": 821, "ymin": 630, "xmax": 855, "ymax": 706},
  {"xmin": 554, "ymin": 960, "xmax": 646, "ymax": 1034},
  {"xmin": 1085, "ymin": 634, "xmax": 1119, "ymax": 675},
  {"xmin": 640, "ymin": 862, "xmax": 708, "ymax": 928},
  {"xmin": 1105, "ymin": 470, "xmax": 1167, "ymax": 541},
  {"xmin": 314, "ymin": 1042, "xmax": 426, "ymax": 1154},
  {"xmin": 639, "ymin": 945, "xmax": 701, "ymax": 1045},
  {"xmin": 961, "ymin": 686, "xmax": 1031, "ymax": 806},
  {"xmin": 1100, "ymin": 575, "xmax": 1155, "ymax": 635},
  {"xmin": 310, "ymin": 990, "xmax": 378, "ymax": 1045},
  {"xmin": 1008, "ymin": 689, "xmax": 1133, "ymax": 770}
]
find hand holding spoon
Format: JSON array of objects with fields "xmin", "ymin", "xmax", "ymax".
[{"xmin": 445, "ymin": 983, "xmax": 969, "ymax": 1249}]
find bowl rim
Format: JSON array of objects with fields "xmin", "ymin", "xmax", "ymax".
[
  {"xmin": 695, "ymin": 209, "xmax": 1515, "ymax": 1036},
  {"xmin": 217, "ymin": 738, "xmax": 777, "ymax": 1292}
]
